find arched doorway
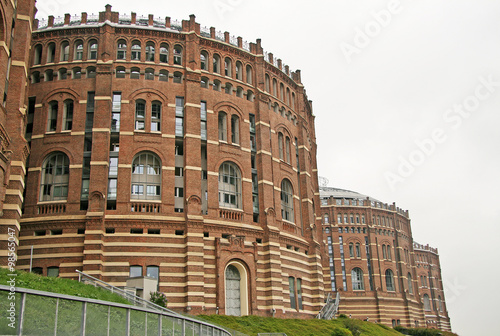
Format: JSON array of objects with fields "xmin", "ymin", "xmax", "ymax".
[{"xmin": 225, "ymin": 261, "xmax": 249, "ymax": 316}]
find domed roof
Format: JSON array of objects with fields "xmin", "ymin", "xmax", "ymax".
[{"xmin": 319, "ymin": 187, "xmax": 380, "ymax": 202}]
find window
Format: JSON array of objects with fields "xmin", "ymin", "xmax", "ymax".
[
  {"xmin": 60, "ymin": 41, "xmax": 69, "ymax": 61},
  {"xmin": 58, "ymin": 68, "xmax": 68, "ymax": 80},
  {"xmin": 175, "ymin": 97, "xmax": 184, "ymax": 136},
  {"xmin": 135, "ymin": 100, "xmax": 145, "ymax": 130},
  {"xmin": 117, "ymin": 39, "xmax": 127, "ymax": 59},
  {"xmin": 145, "ymin": 68, "xmax": 154, "ymax": 80},
  {"xmin": 218, "ymin": 162, "xmax": 241, "ymax": 209},
  {"xmin": 173, "ymin": 71, "xmax": 182, "ymax": 83},
  {"xmin": 173, "ymin": 45, "xmax": 182, "ymax": 65},
  {"xmin": 387, "ymin": 245, "xmax": 392, "ymax": 260},
  {"xmin": 31, "ymin": 71, "xmax": 41, "ymax": 83},
  {"xmin": 225, "ymin": 83, "xmax": 232, "ymax": 95},
  {"xmin": 265, "ymin": 74, "xmax": 270, "ymax": 92},
  {"xmin": 278, "ymin": 132, "xmax": 284, "ymax": 160},
  {"xmin": 289, "ymin": 277, "xmax": 296, "ymax": 309},
  {"xmin": 131, "ymin": 41, "xmax": 141, "ymax": 60},
  {"xmin": 88, "ymin": 40, "xmax": 98, "ymax": 60},
  {"xmin": 247, "ymin": 90, "xmax": 254, "ymax": 102},
  {"xmin": 281, "ymin": 179, "xmax": 294, "ymax": 222},
  {"xmin": 47, "ymin": 267, "xmax": 59, "ymax": 277},
  {"xmin": 355, "ymin": 243, "xmax": 361, "ymax": 258},
  {"xmin": 145, "ymin": 42, "xmax": 155, "ymax": 62},
  {"xmin": 129, "ymin": 265, "xmax": 142, "ymax": 278},
  {"xmin": 231, "ymin": 115, "xmax": 239, "ymax": 144},
  {"xmin": 351, "ymin": 268, "xmax": 364, "ymax": 290},
  {"xmin": 40, "ymin": 152, "xmax": 69, "ymax": 202},
  {"xmin": 200, "ymin": 51, "xmax": 208, "ymax": 70},
  {"xmin": 47, "ymin": 101, "xmax": 58, "ymax": 132},
  {"xmin": 297, "ymin": 278, "xmax": 303, "ymax": 310},
  {"xmin": 74, "ymin": 40, "xmax": 83, "ymax": 60},
  {"xmin": 146, "ymin": 265, "xmax": 159, "ymax": 279},
  {"xmin": 72, "ymin": 67, "xmax": 82, "ymax": 79},
  {"xmin": 285, "ymin": 137, "xmax": 291, "ymax": 163},
  {"xmin": 151, "ymin": 101, "xmax": 161, "ymax": 131},
  {"xmin": 32, "ymin": 267, "xmax": 43, "ymax": 275},
  {"xmin": 337, "ymin": 214, "xmax": 342, "ymax": 224},
  {"xmin": 438, "ymin": 295, "xmax": 443, "ymax": 312},
  {"xmin": 200, "ymin": 76, "xmax": 208, "ymax": 88},
  {"xmin": 47, "ymin": 43, "xmax": 56, "ymax": 63},
  {"xmin": 349, "ymin": 242, "xmax": 354, "ymax": 258},
  {"xmin": 201, "ymin": 101, "xmax": 207, "ymax": 140},
  {"xmin": 63, "ymin": 100, "xmax": 74, "ymax": 131},
  {"xmin": 213, "ymin": 79, "xmax": 221, "ymax": 91},
  {"xmin": 159, "ymin": 43, "xmax": 169, "ymax": 63},
  {"xmin": 280, "ymin": 83, "xmax": 285, "ymax": 101},
  {"xmin": 272, "ymin": 78, "xmax": 278, "ymax": 96},
  {"xmin": 224, "ymin": 57, "xmax": 232, "ymax": 77},
  {"xmin": 218, "ymin": 112, "xmax": 227, "ymax": 141},
  {"xmin": 159, "ymin": 70, "xmax": 168, "ymax": 82},
  {"xmin": 34, "ymin": 44, "xmax": 43, "ymax": 65},
  {"xmin": 236, "ymin": 61, "xmax": 243, "ymax": 80},
  {"xmin": 116, "ymin": 66, "xmax": 125, "ymax": 78},
  {"xmin": 423, "ymin": 294, "xmax": 431, "ymax": 311},
  {"xmin": 213, "ymin": 54, "xmax": 220, "ymax": 73},
  {"xmin": 130, "ymin": 67, "xmax": 140, "ymax": 79},
  {"xmin": 385, "ymin": 269, "xmax": 395, "ymax": 291},
  {"xmin": 45, "ymin": 69, "xmax": 54, "ymax": 82},
  {"xmin": 407, "ymin": 273, "xmax": 413, "ymax": 294},
  {"xmin": 86, "ymin": 66, "xmax": 96, "ymax": 78},
  {"xmin": 246, "ymin": 65, "xmax": 252, "ymax": 84},
  {"xmin": 131, "ymin": 152, "xmax": 161, "ymax": 200},
  {"xmin": 324, "ymin": 214, "xmax": 329, "ymax": 224}
]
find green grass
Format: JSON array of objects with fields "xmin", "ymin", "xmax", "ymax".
[
  {"xmin": 199, "ymin": 315, "xmax": 405, "ymax": 336},
  {"xmin": 0, "ymin": 268, "xmax": 130, "ymax": 304}
]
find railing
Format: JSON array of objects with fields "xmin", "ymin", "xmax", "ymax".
[
  {"xmin": 0, "ymin": 285, "xmax": 231, "ymax": 336},
  {"xmin": 258, "ymin": 334, "xmax": 288, "ymax": 336},
  {"xmin": 316, "ymin": 292, "xmax": 340, "ymax": 320},
  {"xmin": 218, "ymin": 209, "xmax": 243, "ymax": 221},
  {"xmin": 131, "ymin": 202, "xmax": 161, "ymax": 213},
  {"xmin": 37, "ymin": 203, "xmax": 66, "ymax": 215}
]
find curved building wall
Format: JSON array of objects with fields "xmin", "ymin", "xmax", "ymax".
[
  {"xmin": 17, "ymin": 6, "xmax": 323, "ymax": 317},
  {"xmin": 319, "ymin": 187, "xmax": 451, "ymax": 331}
]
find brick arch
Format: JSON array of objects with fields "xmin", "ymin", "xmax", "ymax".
[{"xmin": 127, "ymin": 87, "xmax": 168, "ymax": 104}]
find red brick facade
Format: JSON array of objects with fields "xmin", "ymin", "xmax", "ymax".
[
  {"xmin": 0, "ymin": 3, "xmax": 452, "ymax": 331},
  {"xmin": 319, "ymin": 187, "xmax": 451, "ymax": 331}
]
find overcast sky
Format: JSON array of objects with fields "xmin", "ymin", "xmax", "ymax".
[{"xmin": 34, "ymin": 1, "xmax": 500, "ymax": 335}]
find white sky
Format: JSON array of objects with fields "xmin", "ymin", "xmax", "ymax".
[{"xmin": 34, "ymin": 1, "xmax": 500, "ymax": 335}]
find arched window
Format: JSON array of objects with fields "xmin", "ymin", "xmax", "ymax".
[
  {"xmin": 34, "ymin": 44, "xmax": 43, "ymax": 65},
  {"xmin": 115, "ymin": 66, "xmax": 126, "ymax": 78},
  {"xmin": 213, "ymin": 79, "xmax": 221, "ymax": 91},
  {"xmin": 200, "ymin": 50, "xmax": 208, "ymax": 70},
  {"xmin": 423, "ymin": 294, "xmax": 431, "ymax": 311},
  {"xmin": 438, "ymin": 295, "xmax": 443, "ymax": 312},
  {"xmin": 218, "ymin": 112, "xmax": 227, "ymax": 141},
  {"xmin": 236, "ymin": 61, "xmax": 243, "ymax": 80},
  {"xmin": 145, "ymin": 68, "xmax": 154, "ymax": 80},
  {"xmin": 265, "ymin": 74, "xmax": 270, "ymax": 92},
  {"xmin": 135, "ymin": 100, "xmax": 146, "ymax": 130},
  {"xmin": 281, "ymin": 179, "xmax": 294, "ymax": 222},
  {"xmin": 131, "ymin": 152, "xmax": 161, "ymax": 200},
  {"xmin": 86, "ymin": 66, "xmax": 96, "ymax": 78},
  {"xmin": 40, "ymin": 152, "xmax": 69, "ymax": 201},
  {"xmin": 231, "ymin": 115, "xmax": 239, "ymax": 144},
  {"xmin": 58, "ymin": 68, "xmax": 67, "ymax": 80},
  {"xmin": 387, "ymin": 245, "xmax": 392, "ymax": 260},
  {"xmin": 88, "ymin": 40, "xmax": 98, "ymax": 60},
  {"xmin": 131, "ymin": 41, "xmax": 141, "ymax": 60},
  {"xmin": 236, "ymin": 86, "xmax": 243, "ymax": 98},
  {"xmin": 200, "ymin": 76, "xmax": 208, "ymax": 88},
  {"xmin": 47, "ymin": 42, "xmax": 55, "ymax": 62},
  {"xmin": 47, "ymin": 267, "xmax": 59, "ymax": 277},
  {"xmin": 225, "ymin": 262, "xmax": 249, "ymax": 316},
  {"xmin": 280, "ymin": 83, "xmax": 285, "ymax": 101},
  {"xmin": 324, "ymin": 214, "xmax": 329, "ymax": 224},
  {"xmin": 278, "ymin": 132, "xmax": 284, "ymax": 160},
  {"xmin": 291, "ymin": 92, "xmax": 296, "ymax": 109},
  {"xmin": 173, "ymin": 45, "xmax": 182, "ymax": 65},
  {"xmin": 45, "ymin": 69, "xmax": 54, "ymax": 82},
  {"xmin": 59, "ymin": 41, "xmax": 69, "ymax": 62},
  {"xmin": 246, "ymin": 90, "xmax": 254, "ymax": 102},
  {"xmin": 246, "ymin": 65, "xmax": 252, "ymax": 84},
  {"xmin": 286, "ymin": 88, "xmax": 291, "ymax": 105},
  {"xmin": 151, "ymin": 101, "xmax": 161, "ymax": 132},
  {"xmin": 62, "ymin": 100, "xmax": 74, "ymax": 131},
  {"xmin": 130, "ymin": 67, "xmax": 140, "ymax": 79},
  {"xmin": 173, "ymin": 71, "xmax": 182, "ymax": 83},
  {"xmin": 407, "ymin": 273, "xmax": 413, "ymax": 294},
  {"xmin": 47, "ymin": 101, "xmax": 58, "ymax": 132},
  {"xmin": 385, "ymin": 269, "xmax": 395, "ymax": 291},
  {"xmin": 117, "ymin": 39, "xmax": 127, "ymax": 60},
  {"xmin": 225, "ymin": 83, "xmax": 233, "ymax": 95},
  {"xmin": 129, "ymin": 265, "xmax": 142, "ymax": 277},
  {"xmin": 213, "ymin": 54, "xmax": 221, "ymax": 73},
  {"xmin": 159, "ymin": 70, "xmax": 169, "ymax": 82},
  {"xmin": 382, "ymin": 245, "xmax": 387, "ymax": 259},
  {"xmin": 218, "ymin": 162, "xmax": 241, "ymax": 209},
  {"xmin": 31, "ymin": 71, "xmax": 41, "ymax": 83},
  {"xmin": 285, "ymin": 136, "xmax": 291, "ymax": 163},
  {"xmin": 351, "ymin": 268, "xmax": 364, "ymax": 290},
  {"xmin": 159, "ymin": 43, "xmax": 169, "ymax": 63},
  {"xmin": 74, "ymin": 40, "xmax": 83, "ymax": 60},
  {"xmin": 224, "ymin": 57, "xmax": 232, "ymax": 77},
  {"xmin": 145, "ymin": 41, "xmax": 155, "ymax": 62},
  {"xmin": 72, "ymin": 67, "xmax": 82, "ymax": 79},
  {"xmin": 355, "ymin": 243, "xmax": 361, "ymax": 258},
  {"xmin": 349, "ymin": 242, "xmax": 354, "ymax": 258}
]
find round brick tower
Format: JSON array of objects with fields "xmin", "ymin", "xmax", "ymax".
[{"xmin": 19, "ymin": 5, "xmax": 323, "ymax": 317}]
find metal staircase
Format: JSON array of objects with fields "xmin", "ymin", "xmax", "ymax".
[{"xmin": 316, "ymin": 292, "xmax": 340, "ymax": 320}]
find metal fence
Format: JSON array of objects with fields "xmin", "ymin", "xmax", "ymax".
[
  {"xmin": 0, "ymin": 285, "xmax": 231, "ymax": 336},
  {"xmin": 257, "ymin": 334, "xmax": 288, "ymax": 336}
]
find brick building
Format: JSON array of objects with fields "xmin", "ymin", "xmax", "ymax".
[
  {"xmin": 319, "ymin": 187, "xmax": 451, "ymax": 331},
  {"xmin": 0, "ymin": 2, "xmax": 452, "ymax": 331}
]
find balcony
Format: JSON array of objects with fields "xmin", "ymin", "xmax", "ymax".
[
  {"xmin": 218, "ymin": 208, "xmax": 243, "ymax": 221},
  {"xmin": 130, "ymin": 202, "xmax": 161, "ymax": 213},
  {"xmin": 37, "ymin": 203, "xmax": 66, "ymax": 215}
]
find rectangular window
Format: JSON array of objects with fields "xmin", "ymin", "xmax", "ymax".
[
  {"xmin": 175, "ymin": 117, "xmax": 183, "ymax": 137},
  {"xmin": 289, "ymin": 277, "xmax": 296, "ymax": 309},
  {"xmin": 131, "ymin": 184, "xmax": 144, "ymax": 195},
  {"xmin": 151, "ymin": 103, "xmax": 161, "ymax": 132},
  {"xmin": 175, "ymin": 187, "xmax": 184, "ymax": 197},
  {"xmin": 147, "ymin": 185, "xmax": 160, "ymax": 196},
  {"xmin": 297, "ymin": 278, "xmax": 303, "ymax": 310},
  {"xmin": 175, "ymin": 97, "xmax": 184, "ymax": 116},
  {"xmin": 175, "ymin": 167, "xmax": 183, "ymax": 177},
  {"xmin": 63, "ymin": 101, "xmax": 73, "ymax": 130},
  {"xmin": 129, "ymin": 266, "xmax": 142, "ymax": 278}
]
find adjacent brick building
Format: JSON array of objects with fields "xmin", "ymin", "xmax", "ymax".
[
  {"xmin": 319, "ymin": 187, "xmax": 451, "ymax": 331},
  {"xmin": 0, "ymin": 2, "xmax": 452, "ymax": 331}
]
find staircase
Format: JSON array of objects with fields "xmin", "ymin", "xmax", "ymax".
[{"xmin": 316, "ymin": 292, "xmax": 340, "ymax": 320}]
